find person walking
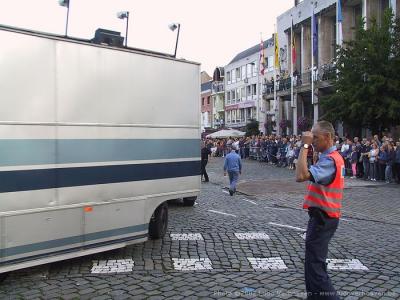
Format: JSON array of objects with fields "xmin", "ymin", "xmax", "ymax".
[
  {"xmin": 394, "ymin": 142, "xmax": 400, "ymax": 184},
  {"xmin": 296, "ymin": 121, "xmax": 344, "ymax": 300},
  {"xmin": 224, "ymin": 145, "xmax": 242, "ymax": 196},
  {"xmin": 201, "ymin": 141, "xmax": 211, "ymax": 182}
]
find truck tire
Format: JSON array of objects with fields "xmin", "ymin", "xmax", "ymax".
[
  {"xmin": 183, "ymin": 196, "xmax": 197, "ymax": 207},
  {"xmin": 148, "ymin": 202, "xmax": 168, "ymax": 239}
]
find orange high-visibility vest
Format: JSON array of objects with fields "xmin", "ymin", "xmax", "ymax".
[{"xmin": 303, "ymin": 150, "xmax": 344, "ymax": 218}]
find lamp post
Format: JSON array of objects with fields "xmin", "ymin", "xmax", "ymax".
[
  {"xmin": 117, "ymin": 11, "xmax": 130, "ymax": 47},
  {"xmin": 168, "ymin": 23, "xmax": 180, "ymax": 58},
  {"xmin": 58, "ymin": 0, "xmax": 70, "ymax": 36}
]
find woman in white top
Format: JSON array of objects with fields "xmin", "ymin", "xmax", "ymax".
[{"xmin": 369, "ymin": 143, "xmax": 379, "ymax": 181}]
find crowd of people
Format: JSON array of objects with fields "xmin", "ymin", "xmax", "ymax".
[{"xmin": 204, "ymin": 133, "xmax": 400, "ymax": 184}]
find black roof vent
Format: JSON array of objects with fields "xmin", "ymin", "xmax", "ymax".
[{"xmin": 92, "ymin": 28, "xmax": 124, "ymax": 47}]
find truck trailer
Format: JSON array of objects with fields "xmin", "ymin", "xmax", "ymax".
[{"xmin": 0, "ymin": 25, "xmax": 201, "ymax": 273}]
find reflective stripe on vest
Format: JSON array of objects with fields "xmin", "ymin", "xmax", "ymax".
[{"xmin": 303, "ymin": 150, "xmax": 344, "ymax": 218}]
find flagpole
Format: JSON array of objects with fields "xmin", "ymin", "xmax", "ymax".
[
  {"xmin": 311, "ymin": 2, "xmax": 314, "ymax": 107},
  {"xmin": 257, "ymin": 32, "xmax": 262, "ymax": 132},
  {"xmin": 291, "ymin": 17, "xmax": 297, "ymax": 136},
  {"xmin": 291, "ymin": 18, "xmax": 294, "ymax": 109},
  {"xmin": 273, "ymin": 25, "xmax": 278, "ymax": 135}
]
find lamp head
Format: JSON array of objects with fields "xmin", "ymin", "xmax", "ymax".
[
  {"xmin": 168, "ymin": 23, "xmax": 179, "ymax": 31},
  {"xmin": 58, "ymin": 0, "xmax": 69, "ymax": 7},
  {"xmin": 117, "ymin": 11, "xmax": 129, "ymax": 19}
]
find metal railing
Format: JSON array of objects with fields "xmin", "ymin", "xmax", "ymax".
[{"xmin": 262, "ymin": 64, "xmax": 337, "ymax": 96}]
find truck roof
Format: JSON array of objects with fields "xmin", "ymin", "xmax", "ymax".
[{"xmin": 0, "ymin": 24, "xmax": 200, "ymax": 66}]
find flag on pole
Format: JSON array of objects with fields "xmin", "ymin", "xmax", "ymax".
[
  {"xmin": 312, "ymin": 13, "xmax": 318, "ymax": 59},
  {"xmin": 274, "ymin": 32, "xmax": 280, "ymax": 69},
  {"xmin": 260, "ymin": 39, "xmax": 265, "ymax": 75},
  {"xmin": 292, "ymin": 20, "xmax": 296, "ymax": 66},
  {"xmin": 337, "ymin": 0, "xmax": 343, "ymax": 46}
]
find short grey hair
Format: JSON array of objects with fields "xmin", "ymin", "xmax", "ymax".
[{"xmin": 314, "ymin": 121, "xmax": 335, "ymax": 139}]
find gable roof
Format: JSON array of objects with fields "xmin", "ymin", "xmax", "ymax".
[
  {"xmin": 201, "ymin": 81, "xmax": 212, "ymax": 92},
  {"xmin": 228, "ymin": 38, "xmax": 273, "ymax": 65}
]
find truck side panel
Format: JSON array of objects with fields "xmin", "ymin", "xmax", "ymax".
[{"xmin": 0, "ymin": 28, "xmax": 200, "ymax": 268}]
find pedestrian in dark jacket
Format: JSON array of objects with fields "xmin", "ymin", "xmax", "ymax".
[
  {"xmin": 350, "ymin": 146, "xmax": 358, "ymax": 178},
  {"xmin": 377, "ymin": 145, "xmax": 388, "ymax": 181},
  {"xmin": 385, "ymin": 143, "xmax": 395, "ymax": 183},
  {"xmin": 201, "ymin": 141, "xmax": 211, "ymax": 182},
  {"xmin": 394, "ymin": 142, "xmax": 400, "ymax": 183}
]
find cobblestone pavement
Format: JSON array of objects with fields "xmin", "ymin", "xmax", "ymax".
[{"xmin": 1, "ymin": 158, "xmax": 399, "ymax": 299}]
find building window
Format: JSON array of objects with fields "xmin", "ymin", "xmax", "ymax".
[
  {"xmin": 232, "ymin": 69, "xmax": 236, "ymax": 83},
  {"xmin": 268, "ymin": 56, "xmax": 274, "ymax": 72},
  {"xmin": 247, "ymin": 108, "xmax": 252, "ymax": 120},
  {"xmin": 236, "ymin": 88, "xmax": 241, "ymax": 102},
  {"xmin": 247, "ymin": 64, "xmax": 252, "ymax": 78},
  {"xmin": 227, "ymin": 71, "xmax": 231, "ymax": 84},
  {"xmin": 207, "ymin": 96, "xmax": 210, "ymax": 105},
  {"xmin": 252, "ymin": 61, "xmax": 258, "ymax": 76},
  {"xmin": 236, "ymin": 67, "xmax": 241, "ymax": 81},
  {"xmin": 226, "ymin": 91, "xmax": 231, "ymax": 104},
  {"xmin": 236, "ymin": 109, "xmax": 241, "ymax": 122},
  {"xmin": 240, "ymin": 108, "xmax": 245, "ymax": 122},
  {"xmin": 241, "ymin": 65, "xmax": 246, "ymax": 80},
  {"xmin": 202, "ymin": 97, "xmax": 205, "ymax": 106},
  {"xmin": 241, "ymin": 87, "xmax": 245, "ymax": 100},
  {"xmin": 252, "ymin": 84, "xmax": 257, "ymax": 96},
  {"xmin": 247, "ymin": 85, "xmax": 251, "ymax": 97}
]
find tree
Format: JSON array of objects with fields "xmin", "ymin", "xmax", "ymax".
[
  {"xmin": 245, "ymin": 119, "xmax": 260, "ymax": 136},
  {"xmin": 320, "ymin": 10, "xmax": 400, "ymax": 134}
]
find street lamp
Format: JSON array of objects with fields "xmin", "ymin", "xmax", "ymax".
[
  {"xmin": 117, "ymin": 11, "xmax": 130, "ymax": 47},
  {"xmin": 58, "ymin": 0, "xmax": 70, "ymax": 36},
  {"xmin": 168, "ymin": 23, "xmax": 180, "ymax": 58}
]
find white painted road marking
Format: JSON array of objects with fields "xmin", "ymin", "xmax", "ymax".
[
  {"xmin": 269, "ymin": 222, "xmax": 306, "ymax": 232},
  {"xmin": 208, "ymin": 210, "xmax": 237, "ymax": 217},
  {"xmin": 241, "ymin": 199, "xmax": 258, "ymax": 205},
  {"xmin": 327, "ymin": 259, "xmax": 369, "ymax": 270},
  {"xmin": 91, "ymin": 259, "xmax": 134, "ymax": 274},
  {"xmin": 247, "ymin": 257, "xmax": 288, "ymax": 270},
  {"xmin": 235, "ymin": 232, "xmax": 270, "ymax": 240},
  {"xmin": 170, "ymin": 233, "xmax": 204, "ymax": 241},
  {"xmin": 172, "ymin": 258, "xmax": 213, "ymax": 271}
]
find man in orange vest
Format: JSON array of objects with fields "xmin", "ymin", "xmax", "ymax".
[{"xmin": 296, "ymin": 121, "xmax": 344, "ymax": 300}]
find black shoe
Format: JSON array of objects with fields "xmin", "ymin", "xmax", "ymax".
[
  {"xmin": 229, "ymin": 189, "xmax": 234, "ymax": 196},
  {"xmin": 204, "ymin": 179, "xmax": 209, "ymax": 182}
]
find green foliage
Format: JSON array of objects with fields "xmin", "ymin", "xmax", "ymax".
[
  {"xmin": 320, "ymin": 10, "xmax": 400, "ymax": 133},
  {"xmin": 245, "ymin": 119, "xmax": 260, "ymax": 136}
]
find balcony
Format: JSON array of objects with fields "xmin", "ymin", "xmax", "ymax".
[
  {"xmin": 262, "ymin": 64, "xmax": 336, "ymax": 99},
  {"xmin": 212, "ymin": 82, "xmax": 225, "ymax": 94}
]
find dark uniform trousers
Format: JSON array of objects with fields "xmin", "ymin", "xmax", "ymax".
[
  {"xmin": 305, "ymin": 208, "xmax": 340, "ymax": 300},
  {"xmin": 201, "ymin": 159, "xmax": 209, "ymax": 182}
]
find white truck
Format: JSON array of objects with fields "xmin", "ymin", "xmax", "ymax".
[{"xmin": 0, "ymin": 25, "xmax": 201, "ymax": 273}]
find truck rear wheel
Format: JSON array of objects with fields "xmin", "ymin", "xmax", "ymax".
[
  {"xmin": 183, "ymin": 196, "xmax": 197, "ymax": 207},
  {"xmin": 148, "ymin": 202, "xmax": 168, "ymax": 239}
]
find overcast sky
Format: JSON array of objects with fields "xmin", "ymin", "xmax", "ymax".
[{"xmin": 0, "ymin": 0, "xmax": 293, "ymax": 74}]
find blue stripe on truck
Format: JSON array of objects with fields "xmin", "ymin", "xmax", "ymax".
[
  {"xmin": 0, "ymin": 139, "xmax": 200, "ymax": 167},
  {"xmin": 1, "ymin": 223, "xmax": 148, "ymax": 258},
  {"xmin": 0, "ymin": 160, "xmax": 201, "ymax": 193}
]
